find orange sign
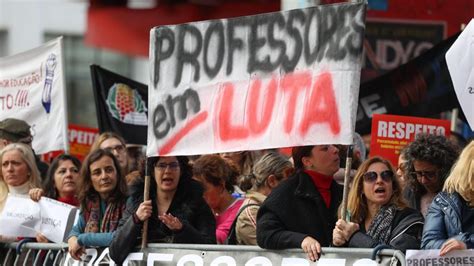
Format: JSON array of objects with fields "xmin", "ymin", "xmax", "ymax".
[
  {"xmin": 42, "ymin": 124, "xmax": 99, "ymax": 162},
  {"xmin": 370, "ymin": 114, "xmax": 451, "ymax": 167}
]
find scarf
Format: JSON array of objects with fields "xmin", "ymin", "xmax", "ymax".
[
  {"xmin": 83, "ymin": 198, "xmax": 123, "ymax": 233},
  {"xmin": 366, "ymin": 204, "xmax": 396, "ymax": 245}
]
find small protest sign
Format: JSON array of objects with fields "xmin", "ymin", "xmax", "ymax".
[
  {"xmin": 0, "ymin": 194, "xmax": 77, "ymax": 243},
  {"xmin": 406, "ymin": 249, "xmax": 474, "ymax": 266},
  {"xmin": 370, "ymin": 114, "xmax": 450, "ymax": 166}
]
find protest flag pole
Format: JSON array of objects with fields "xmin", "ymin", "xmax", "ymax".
[
  {"xmin": 141, "ymin": 160, "xmax": 150, "ymax": 249},
  {"xmin": 341, "ymin": 145, "xmax": 353, "ymax": 221},
  {"xmin": 450, "ymin": 23, "xmax": 466, "ymax": 133},
  {"xmin": 59, "ymin": 37, "xmax": 70, "ymax": 155}
]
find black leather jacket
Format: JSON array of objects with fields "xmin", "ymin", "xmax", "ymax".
[
  {"xmin": 109, "ymin": 178, "xmax": 216, "ymax": 264},
  {"xmin": 257, "ymin": 171, "xmax": 343, "ymax": 249},
  {"xmin": 348, "ymin": 207, "xmax": 424, "ymax": 252}
]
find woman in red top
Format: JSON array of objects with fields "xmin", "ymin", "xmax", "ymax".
[{"xmin": 29, "ymin": 154, "xmax": 82, "ymax": 242}]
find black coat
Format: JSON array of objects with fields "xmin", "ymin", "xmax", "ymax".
[
  {"xmin": 348, "ymin": 207, "xmax": 424, "ymax": 252},
  {"xmin": 256, "ymin": 171, "xmax": 343, "ymax": 249},
  {"xmin": 109, "ymin": 178, "xmax": 216, "ymax": 264}
]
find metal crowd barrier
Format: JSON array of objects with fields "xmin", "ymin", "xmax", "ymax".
[{"xmin": 1, "ymin": 242, "xmax": 406, "ymax": 266}]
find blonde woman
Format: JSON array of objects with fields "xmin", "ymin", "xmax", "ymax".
[
  {"xmin": 422, "ymin": 141, "xmax": 474, "ymax": 255},
  {"xmin": 0, "ymin": 143, "xmax": 41, "ymax": 242},
  {"xmin": 90, "ymin": 132, "xmax": 129, "ymax": 174},
  {"xmin": 332, "ymin": 157, "xmax": 423, "ymax": 252},
  {"xmin": 0, "ymin": 143, "xmax": 41, "ymax": 212}
]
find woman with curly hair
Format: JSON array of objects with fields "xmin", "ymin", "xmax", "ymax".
[
  {"xmin": 403, "ymin": 134, "xmax": 459, "ymax": 217},
  {"xmin": 332, "ymin": 157, "xmax": 424, "ymax": 251},
  {"xmin": 422, "ymin": 141, "xmax": 474, "ymax": 254}
]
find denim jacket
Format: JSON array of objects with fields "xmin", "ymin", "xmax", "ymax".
[{"xmin": 421, "ymin": 191, "xmax": 474, "ymax": 249}]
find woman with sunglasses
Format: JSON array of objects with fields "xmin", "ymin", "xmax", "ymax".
[
  {"xmin": 332, "ymin": 157, "xmax": 424, "ymax": 251},
  {"xmin": 109, "ymin": 156, "xmax": 216, "ymax": 264}
]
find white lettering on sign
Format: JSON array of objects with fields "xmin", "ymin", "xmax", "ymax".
[
  {"xmin": 61, "ymin": 249, "xmax": 401, "ymax": 266},
  {"xmin": 177, "ymin": 254, "xmax": 203, "ymax": 266},
  {"xmin": 211, "ymin": 256, "xmax": 237, "ymax": 266},
  {"xmin": 377, "ymin": 121, "xmax": 445, "ymax": 139},
  {"xmin": 69, "ymin": 129, "xmax": 98, "ymax": 145},
  {"xmin": 360, "ymin": 94, "xmax": 387, "ymax": 118}
]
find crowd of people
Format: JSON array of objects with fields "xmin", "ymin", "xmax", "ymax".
[{"xmin": 0, "ymin": 117, "xmax": 473, "ymax": 263}]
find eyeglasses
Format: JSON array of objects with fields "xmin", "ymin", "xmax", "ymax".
[
  {"xmin": 156, "ymin": 162, "xmax": 180, "ymax": 171},
  {"xmin": 363, "ymin": 170, "xmax": 394, "ymax": 183},
  {"xmin": 104, "ymin": 145, "xmax": 125, "ymax": 154},
  {"xmin": 412, "ymin": 170, "xmax": 437, "ymax": 180}
]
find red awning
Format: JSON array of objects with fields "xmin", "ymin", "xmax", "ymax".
[{"xmin": 85, "ymin": 1, "xmax": 280, "ymax": 57}]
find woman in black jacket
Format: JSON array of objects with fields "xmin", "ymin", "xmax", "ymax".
[
  {"xmin": 257, "ymin": 145, "xmax": 343, "ymax": 262},
  {"xmin": 332, "ymin": 157, "xmax": 424, "ymax": 252},
  {"xmin": 109, "ymin": 156, "xmax": 216, "ymax": 264}
]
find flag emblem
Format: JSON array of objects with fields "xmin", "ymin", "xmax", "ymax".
[{"xmin": 106, "ymin": 83, "xmax": 147, "ymax": 126}]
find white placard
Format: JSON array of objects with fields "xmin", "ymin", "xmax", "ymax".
[
  {"xmin": 0, "ymin": 194, "xmax": 77, "ymax": 243},
  {"xmin": 406, "ymin": 249, "xmax": 474, "ymax": 266}
]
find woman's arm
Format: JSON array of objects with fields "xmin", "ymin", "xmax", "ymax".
[
  {"xmin": 256, "ymin": 204, "xmax": 307, "ymax": 249},
  {"xmin": 68, "ymin": 214, "xmax": 86, "ymax": 239},
  {"xmin": 76, "ymin": 232, "xmax": 114, "ymax": 247},
  {"xmin": 109, "ymin": 199, "xmax": 143, "ymax": 264},
  {"xmin": 421, "ymin": 202, "xmax": 449, "ymax": 249},
  {"xmin": 68, "ymin": 212, "xmax": 116, "ymax": 247},
  {"xmin": 173, "ymin": 198, "xmax": 216, "ymax": 244},
  {"xmin": 235, "ymin": 205, "xmax": 259, "ymax": 245}
]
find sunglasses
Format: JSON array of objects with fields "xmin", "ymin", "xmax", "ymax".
[
  {"xmin": 412, "ymin": 170, "xmax": 437, "ymax": 180},
  {"xmin": 363, "ymin": 170, "xmax": 394, "ymax": 183}
]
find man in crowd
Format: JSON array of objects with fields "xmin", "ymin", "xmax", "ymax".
[
  {"xmin": 403, "ymin": 134, "xmax": 459, "ymax": 217},
  {"xmin": 0, "ymin": 118, "xmax": 48, "ymax": 179}
]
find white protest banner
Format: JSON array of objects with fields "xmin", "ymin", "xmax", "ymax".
[
  {"xmin": 147, "ymin": 2, "xmax": 366, "ymax": 156},
  {"xmin": 406, "ymin": 249, "xmax": 474, "ymax": 266},
  {"xmin": 0, "ymin": 194, "xmax": 77, "ymax": 243},
  {"xmin": 0, "ymin": 194, "xmax": 40, "ymax": 238},
  {"xmin": 61, "ymin": 246, "xmax": 400, "ymax": 266},
  {"xmin": 0, "ymin": 37, "xmax": 68, "ymax": 154},
  {"xmin": 446, "ymin": 19, "xmax": 474, "ymax": 129}
]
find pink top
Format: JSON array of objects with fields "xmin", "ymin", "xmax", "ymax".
[{"xmin": 215, "ymin": 198, "xmax": 244, "ymax": 244}]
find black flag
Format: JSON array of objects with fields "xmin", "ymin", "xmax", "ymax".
[
  {"xmin": 90, "ymin": 65, "xmax": 148, "ymax": 145},
  {"xmin": 356, "ymin": 32, "xmax": 463, "ymax": 135}
]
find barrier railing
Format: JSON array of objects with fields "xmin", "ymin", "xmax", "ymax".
[{"xmin": 1, "ymin": 242, "xmax": 406, "ymax": 266}]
